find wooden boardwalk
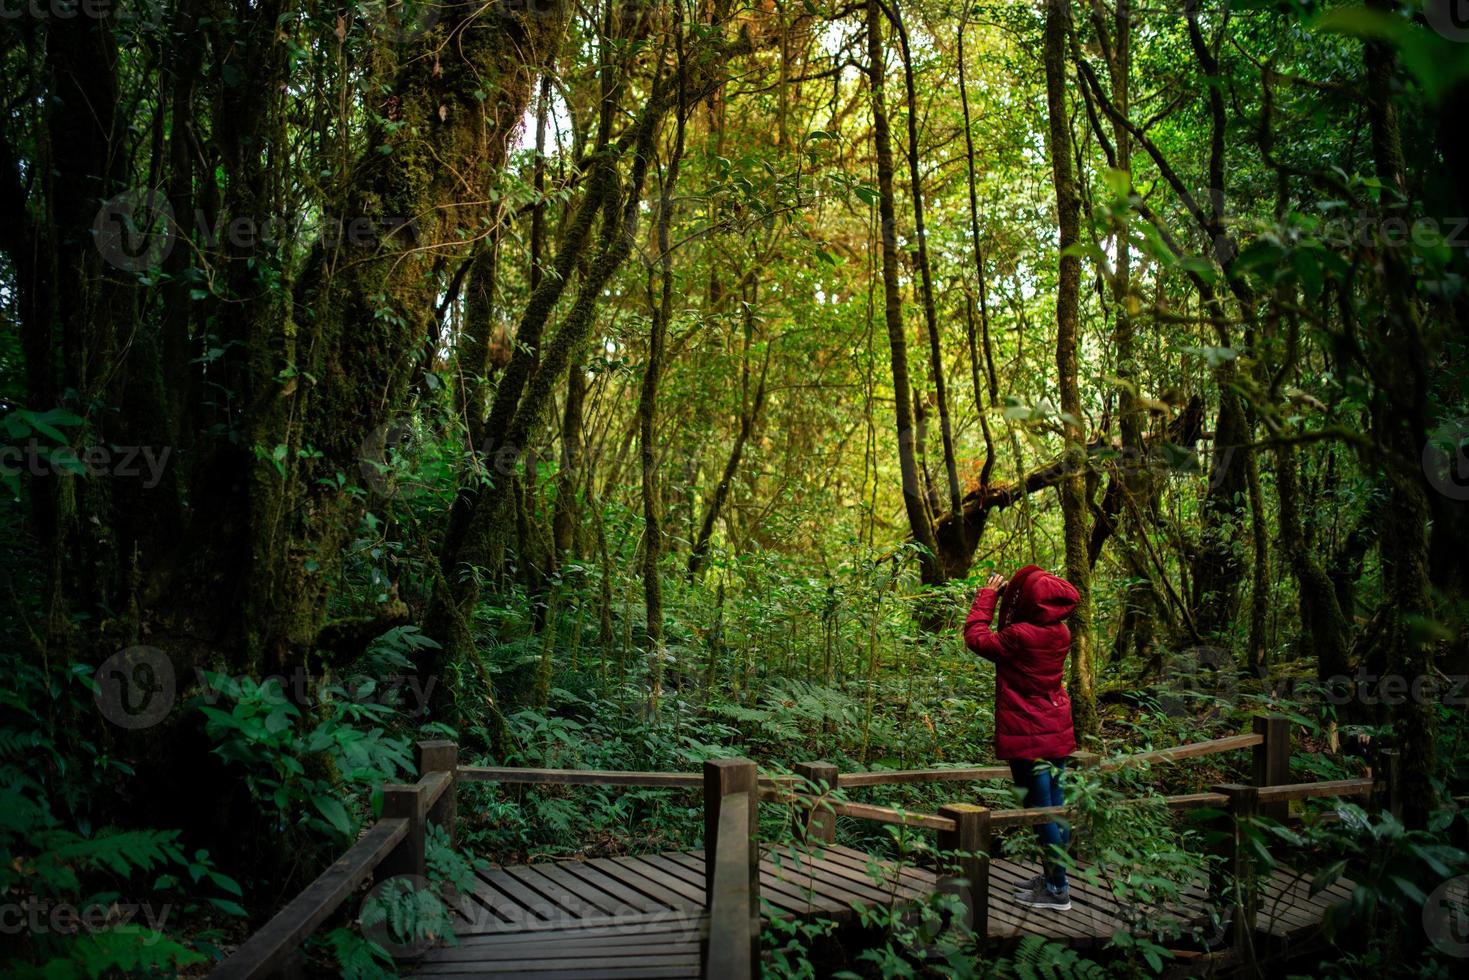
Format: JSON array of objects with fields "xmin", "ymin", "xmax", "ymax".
[
  {"xmin": 409, "ymin": 843, "xmax": 1357, "ymax": 976},
  {"xmin": 211, "ymin": 722, "xmax": 1389, "ymax": 980}
]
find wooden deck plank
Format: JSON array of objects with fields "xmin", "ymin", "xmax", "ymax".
[
  {"xmin": 418, "ymin": 846, "xmax": 1360, "ymax": 976},
  {"xmin": 447, "ymin": 918, "xmax": 704, "ymax": 950},
  {"xmin": 446, "ymin": 879, "xmax": 516, "ymax": 930},
  {"xmin": 413, "ymin": 961, "xmax": 700, "ymax": 978},
  {"xmin": 761, "ymin": 850, "xmax": 917, "ymax": 908},
  {"xmin": 551, "ymin": 859, "xmax": 675, "ymax": 915},
  {"xmin": 770, "ymin": 845, "xmax": 931, "ymax": 903},
  {"xmin": 502, "ymin": 865, "xmax": 605, "ymax": 920},
  {"xmin": 586, "ymin": 856, "xmax": 705, "ymax": 910},
  {"xmin": 409, "ymin": 912, "xmax": 704, "ymax": 977},
  {"xmin": 521, "ymin": 862, "xmax": 634, "ymax": 918},
  {"xmin": 416, "ymin": 950, "xmax": 702, "ymax": 969},
  {"xmin": 476, "ymin": 867, "xmax": 565, "ymax": 922},
  {"xmin": 440, "ymin": 929, "xmax": 703, "ymax": 958},
  {"xmin": 660, "ymin": 850, "xmax": 846, "ymax": 917},
  {"xmin": 1257, "ymin": 867, "xmax": 1352, "ymax": 937},
  {"xmin": 824, "ymin": 844, "xmax": 940, "ymax": 891}
]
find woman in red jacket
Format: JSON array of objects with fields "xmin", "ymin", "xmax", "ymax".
[{"xmin": 963, "ymin": 564, "xmax": 1080, "ymax": 911}]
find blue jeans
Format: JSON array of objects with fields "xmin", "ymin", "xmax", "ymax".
[{"xmin": 1009, "ymin": 759, "xmax": 1070, "ymax": 893}]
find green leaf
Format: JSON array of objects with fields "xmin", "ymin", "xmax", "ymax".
[
  {"xmin": 208, "ymin": 897, "xmax": 247, "ymax": 917},
  {"xmin": 313, "ymin": 796, "xmax": 353, "ymax": 837}
]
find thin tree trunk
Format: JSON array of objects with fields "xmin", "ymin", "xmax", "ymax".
[
  {"xmin": 1043, "ymin": 0, "xmax": 1098, "ymax": 742},
  {"xmin": 689, "ymin": 280, "xmax": 768, "ymax": 579},
  {"xmin": 957, "ymin": 11, "xmax": 997, "ymax": 489},
  {"xmin": 891, "ymin": 0, "xmax": 961, "ymax": 520},
  {"xmin": 864, "ymin": 0, "xmax": 941, "ymax": 586},
  {"xmin": 639, "ymin": 50, "xmax": 688, "ymax": 713}
]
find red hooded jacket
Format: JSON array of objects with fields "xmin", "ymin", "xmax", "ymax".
[{"xmin": 963, "ymin": 564, "xmax": 1079, "ymax": 760}]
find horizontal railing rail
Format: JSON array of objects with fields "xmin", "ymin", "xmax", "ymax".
[
  {"xmin": 834, "ymin": 731, "xmax": 1265, "ymax": 788},
  {"xmin": 1256, "ymin": 778, "xmax": 1374, "ymax": 805},
  {"xmin": 210, "ymin": 819, "xmax": 409, "ymax": 980},
  {"xmin": 458, "ymin": 764, "xmax": 796, "ymax": 791}
]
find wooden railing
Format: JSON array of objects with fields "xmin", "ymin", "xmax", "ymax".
[
  {"xmin": 211, "ymin": 717, "xmax": 1393, "ymax": 978},
  {"xmin": 780, "ymin": 716, "xmax": 1390, "ymax": 954},
  {"xmin": 703, "ymin": 760, "xmax": 761, "ymax": 980},
  {"xmin": 210, "ymin": 740, "xmax": 459, "ymax": 980}
]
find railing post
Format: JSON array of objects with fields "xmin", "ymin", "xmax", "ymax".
[
  {"xmin": 793, "ymin": 761, "xmax": 838, "ymax": 845},
  {"xmin": 375, "ymin": 782, "xmax": 427, "ymax": 883},
  {"xmin": 1251, "ymin": 715, "xmax": 1291, "ymax": 822},
  {"xmin": 1211, "ymin": 783, "xmax": 1261, "ymax": 969},
  {"xmin": 1374, "ymin": 747, "xmax": 1402, "ymax": 821},
  {"xmin": 416, "ymin": 739, "xmax": 458, "ymax": 846},
  {"xmin": 937, "ymin": 804, "xmax": 990, "ymax": 950},
  {"xmin": 704, "ymin": 758, "xmax": 759, "ymax": 963}
]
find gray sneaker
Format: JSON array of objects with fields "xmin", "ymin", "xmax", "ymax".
[
  {"xmin": 1013, "ymin": 874, "xmax": 1046, "ymax": 897},
  {"xmin": 1014, "ymin": 880, "xmax": 1072, "ymax": 911}
]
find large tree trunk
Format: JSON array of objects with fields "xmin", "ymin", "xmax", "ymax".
[
  {"xmin": 6, "ymin": 6, "xmax": 568, "ymax": 886},
  {"xmin": 1361, "ymin": 1, "xmax": 1438, "ymax": 828},
  {"xmin": 1043, "ymin": 0, "xmax": 1098, "ymax": 742}
]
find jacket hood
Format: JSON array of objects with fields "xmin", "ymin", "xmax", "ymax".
[{"xmin": 1001, "ymin": 564, "xmax": 1079, "ymax": 627}]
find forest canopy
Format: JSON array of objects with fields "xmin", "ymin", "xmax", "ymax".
[{"xmin": 2, "ymin": 0, "xmax": 1468, "ymax": 975}]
